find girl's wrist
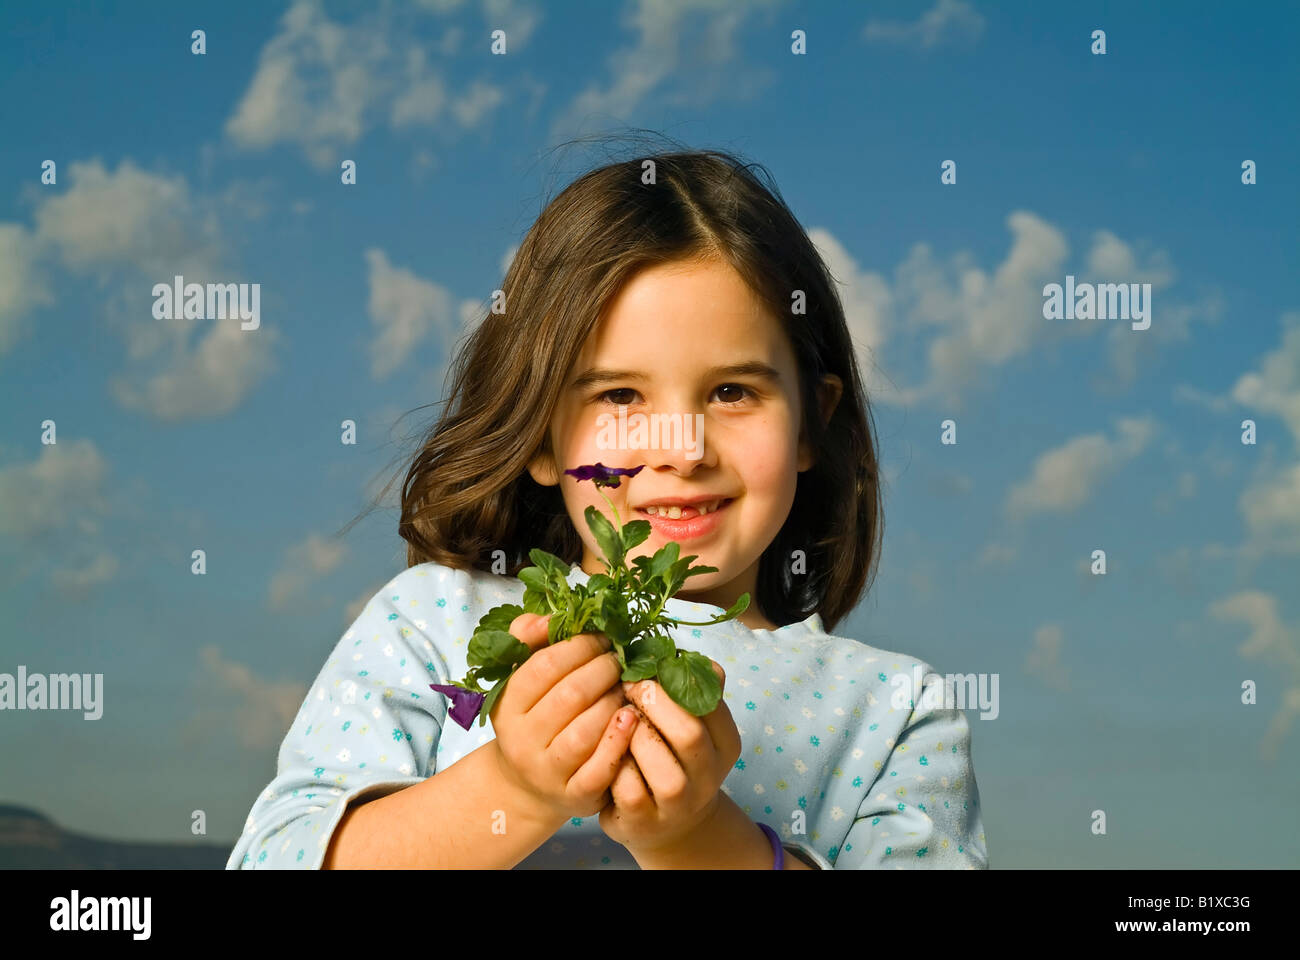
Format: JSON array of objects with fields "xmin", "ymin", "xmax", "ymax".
[{"xmin": 487, "ymin": 740, "xmax": 570, "ymax": 830}]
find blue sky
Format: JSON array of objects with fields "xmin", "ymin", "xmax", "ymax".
[{"xmin": 1, "ymin": 0, "xmax": 1297, "ymax": 868}]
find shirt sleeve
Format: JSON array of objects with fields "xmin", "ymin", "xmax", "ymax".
[
  {"xmin": 225, "ymin": 577, "xmax": 453, "ymax": 869},
  {"xmin": 831, "ymin": 664, "xmax": 988, "ymax": 869}
]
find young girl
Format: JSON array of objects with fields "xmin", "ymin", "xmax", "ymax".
[{"xmin": 227, "ymin": 146, "xmax": 987, "ymax": 870}]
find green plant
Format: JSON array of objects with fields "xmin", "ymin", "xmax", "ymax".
[{"xmin": 431, "ymin": 463, "xmax": 749, "ymax": 729}]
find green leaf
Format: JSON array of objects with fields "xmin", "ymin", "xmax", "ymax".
[
  {"xmin": 657, "ymin": 649, "xmax": 723, "ymax": 717},
  {"xmin": 573, "ymin": 593, "xmax": 602, "ymax": 634},
  {"xmin": 619, "ymin": 653, "xmax": 659, "ymax": 682},
  {"xmin": 585, "ymin": 505, "xmax": 623, "ymax": 568},
  {"xmin": 596, "ymin": 590, "xmax": 632, "ymax": 646},
  {"xmin": 527, "ymin": 549, "xmax": 574, "ymax": 599},
  {"xmin": 630, "ymin": 631, "xmax": 674, "ymax": 662},
  {"xmin": 586, "ymin": 573, "xmax": 616, "ymax": 594},
  {"xmin": 528, "ymin": 548, "xmax": 569, "ymax": 579},
  {"xmin": 723, "ymin": 592, "xmax": 750, "ymax": 618},
  {"xmin": 647, "ymin": 542, "xmax": 680, "ymax": 580},
  {"xmin": 666, "ymin": 556, "xmax": 693, "ymax": 595},
  {"xmin": 474, "ymin": 602, "xmax": 525, "ymax": 636},
  {"xmin": 619, "ymin": 632, "xmax": 669, "ymax": 681},
  {"xmin": 682, "ymin": 563, "xmax": 718, "ymax": 580},
  {"xmin": 479, "ymin": 673, "xmax": 511, "ymax": 727},
  {"xmin": 547, "ymin": 610, "xmax": 567, "ymax": 645},
  {"xmin": 467, "ymin": 629, "xmax": 530, "ymax": 677},
  {"xmin": 660, "ymin": 591, "xmax": 749, "ymax": 626},
  {"xmin": 517, "ymin": 566, "xmax": 549, "ymax": 595},
  {"xmin": 521, "ymin": 586, "xmax": 548, "ymax": 615},
  {"xmin": 620, "ymin": 519, "xmax": 651, "ymax": 551}
]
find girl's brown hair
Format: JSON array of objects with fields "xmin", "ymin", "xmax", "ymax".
[{"xmin": 350, "ymin": 137, "xmax": 884, "ymax": 633}]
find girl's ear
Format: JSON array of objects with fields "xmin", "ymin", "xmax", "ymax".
[
  {"xmin": 797, "ymin": 374, "xmax": 843, "ymax": 472},
  {"xmin": 527, "ymin": 446, "xmax": 560, "ymax": 487}
]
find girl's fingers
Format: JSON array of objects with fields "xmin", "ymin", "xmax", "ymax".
[
  {"xmin": 628, "ymin": 712, "xmax": 687, "ymax": 803},
  {"xmin": 609, "ymin": 753, "xmax": 652, "ymax": 812},
  {"xmin": 568, "ymin": 702, "xmax": 639, "ymax": 798},
  {"xmin": 697, "ymin": 661, "xmax": 743, "ymax": 767},
  {"xmin": 621, "ymin": 661, "xmax": 728, "ymax": 773},
  {"xmin": 553, "ymin": 685, "xmax": 630, "ymax": 771}
]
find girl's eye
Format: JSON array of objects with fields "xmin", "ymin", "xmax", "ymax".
[
  {"xmin": 595, "ymin": 385, "xmax": 755, "ymax": 406},
  {"xmin": 713, "ymin": 383, "xmax": 753, "ymax": 404},
  {"xmin": 598, "ymin": 388, "xmax": 639, "ymax": 406}
]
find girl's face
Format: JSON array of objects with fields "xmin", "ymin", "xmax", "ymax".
[{"xmin": 528, "ymin": 257, "xmax": 840, "ymax": 631}]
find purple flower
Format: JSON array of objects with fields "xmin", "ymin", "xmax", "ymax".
[
  {"xmin": 563, "ymin": 463, "xmax": 645, "ymax": 488},
  {"xmin": 430, "ymin": 684, "xmax": 486, "ymax": 731}
]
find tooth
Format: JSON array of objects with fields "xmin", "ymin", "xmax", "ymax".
[{"xmin": 644, "ymin": 500, "xmax": 724, "ymax": 517}]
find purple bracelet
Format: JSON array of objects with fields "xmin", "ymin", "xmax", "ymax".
[{"xmin": 757, "ymin": 822, "xmax": 784, "ymax": 870}]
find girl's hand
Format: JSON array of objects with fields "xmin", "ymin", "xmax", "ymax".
[
  {"xmin": 491, "ymin": 613, "xmax": 640, "ymax": 821},
  {"xmin": 597, "ymin": 660, "xmax": 742, "ymax": 856}
]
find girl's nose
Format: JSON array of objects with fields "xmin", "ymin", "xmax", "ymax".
[{"xmin": 637, "ymin": 411, "xmax": 714, "ymax": 471}]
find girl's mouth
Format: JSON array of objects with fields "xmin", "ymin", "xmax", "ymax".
[{"xmin": 634, "ymin": 498, "xmax": 734, "ymax": 540}]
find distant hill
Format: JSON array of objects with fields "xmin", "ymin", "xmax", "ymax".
[{"xmin": 0, "ymin": 804, "xmax": 230, "ymax": 869}]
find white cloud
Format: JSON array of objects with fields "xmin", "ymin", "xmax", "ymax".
[
  {"xmin": 867, "ymin": 218, "xmax": 1217, "ymax": 408},
  {"xmin": 1077, "ymin": 229, "xmax": 1196, "ymax": 389},
  {"xmin": 196, "ymin": 646, "xmax": 309, "ymax": 750},
  {"xmin": 418, "ymin": 0, "xmax": 541, "ymax": 46},
  {"xmin": 808, "ymin": 227, "xmax": 894, "ymax": 399},
  {"xmin": 269, "ymin": 533, "xmax": 349, "ymax": 612},
  {"xmin": 225, "ymin": 0, "xmax": 389, "ymax": 167},
  {"xmin": 49, "ymin": 553, "xmax": 120, "ymax": 590},
  {"xmin": 390, "ymin": 48, "xmax": 449, "ymax": 128},
  {"xmin": 344, "ymin": 582, "xmax": 386, "ymax": 625},
  {"xmin": 897, "ymin": 212, "xmax": 1068, "ymax": 408},
  {"xmin": 500, "ymin": 243, "xmax": 519, "ymax": 278},
  {"xmin": 1084, "ymin": 229, "xmax": 1176, "ymax": 289},
  {"xmin": 109, "ymin": 315, "xmax": 281, "ymax": 421},
  {"xmin": 977, "ymin": 542, "xmax": 1016, "ymax": 567},
  {"xmin": 17, "ymin": 158, "xmax": 281, "ymax": 420},
  {"xmin": 365, "ymin": 248, "xmax": 459, "ymax": 379},
  {"xmin": 1238, "ymin": 462, "xmax": 1300, "ymax": 556},
  {"xmin": 0, "ymin": 440, "xmax": 110, "ymax": 539},
  {"xmin": 1171, "ymin": 314, "xmax": 1300, "ymax": 561},
  {"xmin": 1208, "ymin": 590, "xmax": 1300, "ymax": 760},
  {"xmin": 1173, "ymin": 383, "xmax": 1234, "ymax": 413},
  {"xmin": 0, "ymin": 440, "xmax": 121, "ymax": 589},
  {"xmin": 483, "ymin": 0, "xmax": 542, "ymax": 49},
  {"xmin": 1230, "ymin": 311, "xmax": 1300, "ymax": 446},
  {"xmin": 863, "ymin": 0, "xmax": 985, "ymax": 49},
  {"xmin": 549, "ymin": 0, "xmax": 779, "ymax": 141},
  {"xmin": 34, "ymin": 159, "xmax": 221, "ymax": 281},
  {"xmin": 0, "ymin": 223, "xmax": 53, "ymax": 355},
  {"xmin": 1005, "ymin": 416, "xmax": 1156, "ymax": 521},
  {"xmin": 451, "ymin": 79, "xmax": 506, "ymax": 126},
  {"xmin": 227, "ymin": 0, "xmax": 509, "ymax": 169},
  {"xmin": 1024, "ymin": 623, "xmax": 1069, "ymax": 691}
]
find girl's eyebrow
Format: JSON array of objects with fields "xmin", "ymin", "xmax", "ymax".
[{"xmin": 568, "ymin": 361, "xmax": 782, "ymax": 391}]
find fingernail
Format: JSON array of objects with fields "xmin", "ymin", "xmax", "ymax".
[{"xmin": 617, "ymin": 709, "xmax": 636, "ymax": 730}]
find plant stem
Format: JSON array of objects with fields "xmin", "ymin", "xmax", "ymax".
[{"xmin": 596, "ymin": 485, "xmax": 625, "ymax": 589}]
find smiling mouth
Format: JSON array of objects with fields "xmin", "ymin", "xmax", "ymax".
[{"xmin": 635, "ymin": 498, "xmax": 734, "ymax": 520}]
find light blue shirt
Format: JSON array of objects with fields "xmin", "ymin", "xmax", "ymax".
[{"xmin": 227, "ymin": 560, "xmax": 988, "ymax": 869}]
